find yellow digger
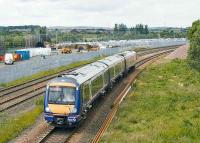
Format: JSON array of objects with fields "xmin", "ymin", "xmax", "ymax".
[{"xmin": 61, "ymin": 47, "xmax": 72, "ymax": 54}]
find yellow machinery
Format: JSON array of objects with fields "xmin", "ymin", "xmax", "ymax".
[{"xmin": 61, "ymin": 47, "xmax": 72, "ymax": 54}]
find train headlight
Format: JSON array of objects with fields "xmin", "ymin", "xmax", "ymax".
[
  {"xmin": 71, "ymin": 107, "xmax": 77, "ymax": 113},
  {"xmin": 45, "ymin": 107, "xmax": 51, "ymax": 113}
]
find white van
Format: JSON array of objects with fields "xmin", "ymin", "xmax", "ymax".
[{"xmin": 4, "ymin": 53, "xmax": 14, "ymax": 65}]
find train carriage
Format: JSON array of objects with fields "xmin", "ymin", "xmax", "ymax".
[
  {"xmin": 44, "ymin": 62, "xmax": 109, "ymax": 126},
  {"xmin": 118, "ymin": 51, "xmax": 137, "ymax": 72},
  {"xmin": 98, "ymin": 55, "xmax": 125, "ymax": 82}
]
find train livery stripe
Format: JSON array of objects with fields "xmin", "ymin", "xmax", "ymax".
[
  {"xmin": 48, "ymin": 104, "xmax": 74, "ymax": 115},
  {"xmin": 49, "ymin": 82, "xmax": 76, "ymax": 87}
]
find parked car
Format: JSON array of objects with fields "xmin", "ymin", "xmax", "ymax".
[{"xmin": 4, "ymin": 53, "xmax": 14, "ymax": 65}]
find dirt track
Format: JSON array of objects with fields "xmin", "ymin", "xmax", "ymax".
[{"xmin": 165, "ymin": 44, "xmax": 189, "ymax": 59}]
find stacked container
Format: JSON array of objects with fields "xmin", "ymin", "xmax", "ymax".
[
  {"xmin": 16, "ymin": 48, "xmax": 51, "ymax": 58},
  {"xmin": 13, "ymin": 54, "xmax": 21, "ymax": 61},
  {"xmin": 15, "ymin": 50, "xmax": 30, "ymax": 60},
  {"xmin": 15, "ymin": 48, "xmax": 51, "ymax": 60},
  {"xmin": 0, "ymin": 55, "xmax": 4, "ymax": 62}
]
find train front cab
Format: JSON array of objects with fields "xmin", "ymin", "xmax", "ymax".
[{"xmin": 44, "ymin": 82, "xmax": 82, "ymax": 127}]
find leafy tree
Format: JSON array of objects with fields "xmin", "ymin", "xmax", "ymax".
[
  {"xmin": 187, "ymin": 20, "xmax": 200, "ymax": 71},
  {"xmin": 135, "ymin": 24, "xmax": 145, "ymax": 34},
  {"xmin": 144, "ymin": 25, "xmax": 149, "ymax": 34},
  {"xmin": 114, "ymin": 24, "xmax": 118, "ymax": 33},
  {"xmin": 118, "ymin": 24, "xmax": 128, "ymax": 33}
]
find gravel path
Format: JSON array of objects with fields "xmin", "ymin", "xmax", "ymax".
[{"xmin": 165, "ymin": 44, "xmax": 189, "ymax": 59}]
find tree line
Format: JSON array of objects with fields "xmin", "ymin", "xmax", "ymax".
[
  {"xmin": 0, "ymin": 24, "xmax": 187, "ymax": 54},
  {"xmin": 114, "ymin": 23, "xmax": 149, "ymax": 34}
]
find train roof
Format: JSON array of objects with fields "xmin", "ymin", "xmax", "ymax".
[
  {"xmin": 98, "ymin": 54, "xmax": 124, "ymax": 67},
  {"xmin": 47, "ymin": 51, "xmax": 137, "ymax": 86},
  {"xmin": 58, "ymin": 61, "xmax": 108, "ymax": 84},
  {"xmin": 48, "ymin": 76, "xmax": 79, "ymax": 86},
  {"xmin": 118, "ymin": 50, "xmax": 136, "ymax": 57}
]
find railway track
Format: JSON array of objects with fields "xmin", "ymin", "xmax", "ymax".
[
  {"xmin": 0, "ymin": 46, "xmax": 179, "ymax": 113},
  {"xmin": 91, "ymin": 49, "xmax": 173, "ymax": 143},
  {"xmin": 37, "ymin": 49, "xmax": 174, "ymax": 143},
  {"xmin": 38, "ymin": 127, "xmax": 75, "ymax": 143}
]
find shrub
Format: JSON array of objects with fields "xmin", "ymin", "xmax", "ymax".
[{"xmin": 187, "ymin": 20, "xmax": 200, "ymax": 71}]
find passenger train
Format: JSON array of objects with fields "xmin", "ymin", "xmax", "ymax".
[{"xmin": 44, "ymin": 51, "xmax": 137, "ymax": 126}]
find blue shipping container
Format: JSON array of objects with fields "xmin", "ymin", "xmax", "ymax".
[{"xmin": 15, "ymin": 50, "xmax": 30, "ymax": 60}]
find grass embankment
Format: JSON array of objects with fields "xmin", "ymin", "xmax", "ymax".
[
  {"xmin": 101, "ymin": 60, "xmax": 200, "ymax": 143},
  {"xmin": 0, "ymin": 98, "xmax": 43, "ymax": 143},
  {"xmin": 0, "ymin": 56, "xmax": 101, "ymax": 87}
]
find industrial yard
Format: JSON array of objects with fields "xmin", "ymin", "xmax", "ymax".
[{"xmin": 0, "ymin": 39, "xmax": 186, "ymax": 84}]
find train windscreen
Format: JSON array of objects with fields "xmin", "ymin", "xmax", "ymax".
[{"xmin": 48, "ymin": 86, "xmax": 75, "ymax": 105}]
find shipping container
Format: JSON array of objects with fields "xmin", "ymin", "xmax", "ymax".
[
  {"xmin": 16, "ymin": 48, "xmax": 51, "ymax": 58},
  {"xmin": 0, "ymin": 55, "xmax": 4, "ymax": 62},
  {"xmin": 14, "ymin": 54, "xmax": 21, "ymax": 61},
  {"xmin": 15, "ymin": 50, "xmax": 30, "ymax": 60},
  {"xmin": 28, "ymin": 48, "xmax": 51, "ymax": 57}
]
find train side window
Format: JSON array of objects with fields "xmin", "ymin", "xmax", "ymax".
[
  {"xmin": 121, "ymin": 61, "xmax": 124, "ymax": 71},
  {"xmin": 115, "ymin": 62, "xmax": 122, "ymax": 75},
  {"xmin": 82, "ymin": 83, "xmax": 90, "ymax": 104},
  {"xmin": 110, "ymin": 67, "xmax": 115, "ymax": 79},
  {"xmin": 104, "ymin": 70, "xmax": 109, "ymax": 85},
  {"xmin": 91, "ymin": 75, "xmax": 103, "ymax": 96}
]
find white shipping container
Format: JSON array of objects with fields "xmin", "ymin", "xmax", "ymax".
[{"xmin": 16, "ymin": 48, "xmax": 51, "ymax": 57}]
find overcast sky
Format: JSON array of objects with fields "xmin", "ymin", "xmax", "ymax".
[{"xmin": 0, "ymin": 0, "xmax": 199, "ymax": 27}]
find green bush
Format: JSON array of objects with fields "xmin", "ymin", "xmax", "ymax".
[{"xmin": 188, "ymin": 20, "xmax": 200, "ymax": 71}]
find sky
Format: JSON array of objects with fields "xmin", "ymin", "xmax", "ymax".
[{"xmin": 0, "ymin": 0, "xmax": 199, "ymax": 27}]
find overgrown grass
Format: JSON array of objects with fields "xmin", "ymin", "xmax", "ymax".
[
  {"xmin": 0, "ymin": 97, "xmax": 44, "ymax": 143},
  {"xmin": 0, "ymin": 56, "xmax": 101, "ymax": 87},
  {"xmin": 101, "ymin": 59, "xmax": 200, "ymax": 143}
]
